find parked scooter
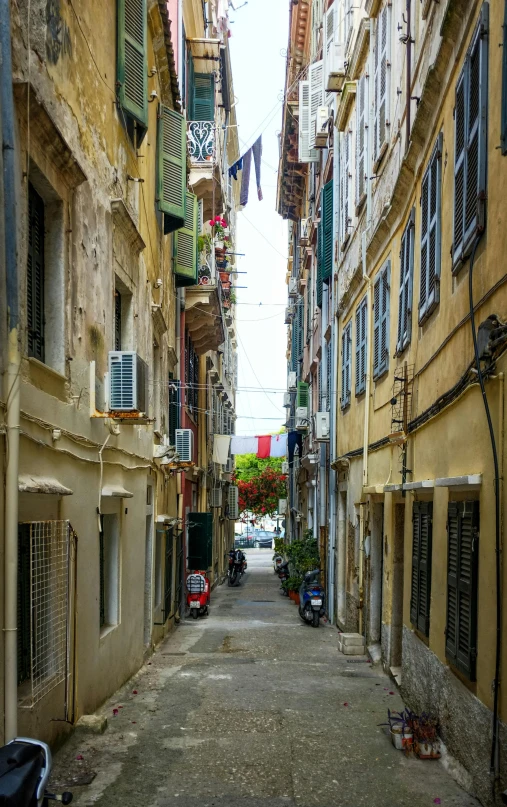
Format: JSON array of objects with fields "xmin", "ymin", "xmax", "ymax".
[
  {"xmin": 0, "ymin": 737, "xmax": 73, "ymax": 806},
  {"xmin": 276, "ymin": 560, "xmax": 290, "ymax": 595},
  {"xmin": 228, "ymin": 548, "xmax": 246, "ymax": 586},
  {"xmin": 298, "ymin": 569, "xmax": 325, "ymax": 627},
  {"xmin": 186, "ymin": 571, "xmax": 210, "ymax": 618},
  {"xmin": 273, "ymin": 554, "xmax": 284, "ymax": 574}
]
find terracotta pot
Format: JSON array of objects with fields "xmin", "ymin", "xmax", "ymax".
[
  {"xmin": 294, "ymin": 593, "xmax": 300, "ymax": 606},
  {"xmin": 414, "ymin": 740, "xmax": 440, "ymax": 759},
  {"xmin": 219, "ymin": 272, "xmax": 230, "ymax": 282}
]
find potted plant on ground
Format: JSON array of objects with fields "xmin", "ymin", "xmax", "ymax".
[
  {"xmin": 380, "ymin": 708, "xmax": 414, "ymax": 751},
  {"xmin": 409, "ymin": 712, "xmax": 440, "ymax": 759}
]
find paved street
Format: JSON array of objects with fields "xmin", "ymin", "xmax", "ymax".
[{"xmin": 51, "ymin": 551, "xmax": 479, "ymax": 807}]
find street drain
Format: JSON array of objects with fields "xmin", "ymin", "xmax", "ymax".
[{"xmin": 162, "ymin": 652, "xmax": 188, "ymax": 656}]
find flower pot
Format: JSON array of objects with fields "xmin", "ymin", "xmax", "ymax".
[
  {"xmin": 215, "ymin": 239, "xmax": 224, "ymax": 250},
  {"xmin": 391, "ymin": 727, "xmax": 413, "ymax": 751},
  {"xmin": 414, "ymin": 740, "xmax": 440, "ymax": 759},
  {"xmin": 219, "ymin": 272, "xmax": 230, "ymax": 282},
  {"xmin": 294, "ymin": 593, "xmax": 300, "ymax": 606}
]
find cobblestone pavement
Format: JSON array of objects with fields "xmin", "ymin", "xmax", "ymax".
[{"xmin": 51, "ymin": 550, "xmax": 479, "ymax": 807}]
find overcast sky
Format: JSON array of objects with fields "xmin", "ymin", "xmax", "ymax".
[{"xmin": 229, "ymin": 0, "xmax": 289, "ymax": 436}]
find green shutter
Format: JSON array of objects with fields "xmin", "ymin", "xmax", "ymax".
[
  {"xmin": 27, "ymin": 184, "xmax": 45, "ymax": 363},
  {"xmin": 191, "ymin": 73, "xmax": 215, "ymax": 121},
  {"xmin": 157, "ymin": 105, "xmax": 186, "ymax": 229},
  {"xmin": 316, "ymin": 219, "xmax": 323, "ymax": 308},
  {"xmin": 187, "ymin": 512, "xmax": 213, "ymax": 570},
  {"xmin": 168, "ymin": 375, "xmax": 180, "ymax": 445},
  {"xmin": 411, "ymin": 502, "xmax": 433, "ymax": 637},
  {"xmin": 174, "ymin": 192, "xmax": 198, "ymax": 287},
  {"xmin": 322, "ymin": 180, "xmax": 333, "ymax": 281},
  {"xmin": 117, "ymin": 0, "xmax": 148, "ymax": 127},
  {"xmin": 297, "ymin": 381, "xmax": 309, "ymax": 409}
]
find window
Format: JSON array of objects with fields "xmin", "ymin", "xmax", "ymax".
[
  {"xmin": 373, "ymin": 260, "xmax": 390, "ymax": 380},
  {"xmin": 373, "ymin": 4, "xmax": 390, "ymax": 164},
  {"xmin": 117, "ymin": 0, "xmax": 148, "ymax": 129},
  {"xmin": 326, "ymin": 341, "xmax": 332, "ymax": 413},
  {"xmin": 169, "ymin": 377, "xmax": 180, "ymax": 446},
  {"xmin": 114, "ymin": 291, "xmax": 122, "ymax": 351},
  {"xmin": 187, "ymin": 55, "xmax": 215, "ymax": 121},
  {"xmin": 340, "ymin": 130, "xmax": 351, "ymax": 246},
  {"xmin": 100, "ymin": 515, "xmax": 120, "ymax": 630},
  {"xmin": 321, "ymin": 180, "xmax": 333, "ymax": 280},
  {"xmin": 113, "ymin": 278, "xmax": 133, "ymax": 351},
  {"xmin": 410, "ymin": 502, "xmax": 433, "ymax": 637},
  {"xmin": 297, "ymin": 381, "xmax": 309, "ymax": 410},
  {"xmin": 164, "ymin": 528, "xmax": 174, "ymax": 619},
  {"xmin": 27, "ymin": 183, "xmax": 45, "ymax": 362},
  {"xmin": 157, "ymin": 105, "xmax": 186, "ymax": 233},
  {"xmin": 419, "ymin": 135, "xmax": 443, "ymax": 322},
  {"xmin": 152, "ymin": 341, "xmax": 161, "ymax": 433},
  {"xmin": 355, "ymin": 75, "xmax": 367, "ymax": 209},
  {"xmin": 318, "ymin": 361, "xmax": 323, "ymax": 411},
  {"xmin": 185, "ymin": 332, "xmax": 199, "ymax": 418},
  {"xmin": 396, "ymin": 209, "xmax": 415, "ymax": 354},
  {"xmin": 154, "ymin": 529, "xmax": 163, "ymax": 608},
  {"xmin": 452, "ymin": 4, "xmax": 489, "ymax": 269},
  {"xmin": 355, "ymin": 295, "xmax": 367, "ymax": 396},
  {"xmin": 174, "ymin": 192, "xmax": 198, "ymax": 286},
  {"xmin": 341, "ymin": 321, "xmax": 352, "ymax": 409},
  {"xmin": 445, "ymin": 501, "xmax": 479, "ymax": 680}
]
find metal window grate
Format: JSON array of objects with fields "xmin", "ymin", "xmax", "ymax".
[{"xmin": 19, "ymin": 520, "xmax": 74, "ymax": 708}]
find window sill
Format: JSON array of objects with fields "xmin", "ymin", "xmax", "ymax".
[
  {"xmin": 26, "ymin": 356, "xmax": 68, "ymax": 403},
  {"xmin": 100, "ymin": 623, "xmax": 119, "ymax": 641},
  {"xmin": 411, "ymin": 624, "xmax": 430, "ymax": 647},
  {"xmin": 372, "ymin": 142, "xmax": 388, "ymax": 175},
  {"xmin": 355, "ymin": 194, "xmax": 366, "ymax": 217}
]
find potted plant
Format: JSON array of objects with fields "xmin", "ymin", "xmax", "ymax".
[
  {"xmin": 198, "ymin": 233, "xmax": 213, "ymax": 256},
  {"xmin": 210, "ymin": 216, "xmax": 228, "ymax": 250},
  {"xmin": 380, "ymin": 709, "xmax": 414, "ymax": 751},
  {"xmin": 409, "ymin": 713, "xmax": 440, "ymax": 759}
]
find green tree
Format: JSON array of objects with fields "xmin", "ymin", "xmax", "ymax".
[{"xmin": 234, "ymin": 453, "xmax": 283, "ymax": 482}]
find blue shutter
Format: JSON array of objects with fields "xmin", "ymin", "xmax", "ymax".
[
  {"xmin": 373, "ymin": 274, "xmax": 381, "ymax": 378},
  {"xmin": 322, "ymin": 180, "xmax": 334, "ymax": 281},
  {"xmin": 355, "ymin": 295, "xmax": 367, "ymax": 396},
  {"xmin": 452, "ymin": 4, "xmax": 489, "ymax": 269},
  {"xmin": 373, "ymin": 261, "xmax": 390, "ymax": 380},
  {"xmin": 419, "ymin": 134, "xmax": 443, "ymax": 323},
  {"xmin": 396, "ymin": 209, "xmax": 415, "ymax": 354}
]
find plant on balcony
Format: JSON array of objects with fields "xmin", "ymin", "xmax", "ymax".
[
  {"xmin": 210, "ymin": 216, "xmax": 228, "ymax": 243},
  {"xmin": 198, "ymin": 233, "xmax": 213, "ymax": 256},
  {"xmin": 229, "ymin": 291, "xmax": 237, "ymax": 304}
]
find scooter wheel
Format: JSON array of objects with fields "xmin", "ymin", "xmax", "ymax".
[
  {"xmin": 312, "ymin": 611, "xmax": 319, "ymax": 628},
  {"xmin": 192, "ymin": 609, "xmax": 198, "ymax": 619}
]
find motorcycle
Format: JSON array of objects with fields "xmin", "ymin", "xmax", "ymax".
[
  {"xmin": 276, "ymin": 560, "xmax": 290, "ymax": 595},
  {"xmin": 228, "ymin": 550, "xmax": 246, "ymax": 586},
  {"xmin": 273, "ymin": 554, "xmax": 284, "ymax": 574},
  {"xmin": 298, "ymin": 569, "xmax": 325, "ymax": 627},
  {"xmin": 186, "ymin": 571, "xmax": 210, "ymax": 619},
  {"xmin": 0, "ymin": 737, "xmax": 73, "ymax": 806}
]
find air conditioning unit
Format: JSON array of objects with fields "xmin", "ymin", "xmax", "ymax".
[
  {"xmin": 210, "ymin": 487, "xmax": 222, "ymax": 508},
  {"xmin": 283, "ymin": 392, "xmax": 291, "ymax": 408},
  {"xmin": 108, "ymin": 351, "xmax": 147, "ymax": 413},
  {"xmin": 315, "ymin": 106, "xmax": 330, "ymax": 148},
  {"xmin": 296, "ymin": 406, "xmax": 309, "ymax": 431},
  {"xmin": 325, "ymin": 42, "xmax": 346, "ymax": 93},
  {"xmin": 281, "ymin": 462, "xmax": 289, "ymax": 475},
  {"xmin": 288, "ymin": 278, "xmax": 298, "ymax": 299},
  {"xmin": 284, "ymin": 306, "xmax": 295, "ymax": 325},
  {"xmin": 278, "ymin": 497, "xmax": 287, "ymax": 514},
  {"xmin": 299, "ymin": 219, "xmax": 309, "ymax": 247},
  {"xmin": 288, "ymin": 371, "xmax": 297, "ymax": 391},
  {"xmin": 315, "ymin": 411, "xmax": 330, "ymax": 441},
  {"xmin": 175, "ymin": 428, "xmax": 193, "ymax": 462},
  {"xmin": 225, "ymin": 456, "xmax": 234, "ymax": 473},
  {"xmin": 228, "ymin": 485, "xmax": 239, "ymax": 520}
]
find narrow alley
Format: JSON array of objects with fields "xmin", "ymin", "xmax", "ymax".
[{"xmin": 51, "ymin": 551, "xmax": 478, "ymax": 807}]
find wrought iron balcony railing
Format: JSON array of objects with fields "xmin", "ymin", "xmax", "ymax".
[{"xmin": 187, "ymin": 121, "xmax": 215, "ymax": 164}]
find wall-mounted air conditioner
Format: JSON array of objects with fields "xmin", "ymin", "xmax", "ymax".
[
  {"xmin": 315, "ymin": 107, "xmax": 330, "ymax": 148},
  {"xmin": 288, "ymin": 278, "xmax": 298, "ymax": 299},
  {"xmin": 278, "ymin": 497, "xmax": 287, "ymax": 514},
  {"xmin": 210, "ymin": 488, "xmax": 222, "ymax": 508},
  {"xmin": 283, "ymin": 392, "xmax": 291, "ymax": 408},
  {"xmin": 288, "ymin": 372, "xmax": 297, "ymax": 391},
  {"xmin": 225, "ymin": 456, "xmax": 234, "ymax": 473},
  {"xmin": 315, "ymin": 411, "xmax": 330, "ymax": 440},
  {"xmin": 325, "ymin": 41, "xmax": 346, "ymax": 93},
  {"xmin": 284, "ymin": 306, "xmax": 295, "ymax": 325},
  {"xmin": 299, "ymin": 219, "xmax": 309, "ymax": 247},
  {"xmin": 228, "ymin": 485, "xmax": 239, "ymax": 520},
  {"xmin": 108, "ymin": 351, "xmax": 147, "ymax": 413},
  {"xmin": 296, "ymin": 406, "xmax": 309, "ymax": 431},
  {"xmin": 281, "ymin": 462, "xmax": 289, "ymax": 475},
  {"xmin": 175, "ymin": 428, "xmax": 194, "ymax": 462}
]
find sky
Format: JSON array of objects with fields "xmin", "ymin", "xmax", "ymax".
[{"xmin": 228, "ymin": 0, "xmax": 289, "ymax": 437}]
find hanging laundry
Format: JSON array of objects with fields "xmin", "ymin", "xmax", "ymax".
[
  {"xmin": 256, "ymin": 435, "xmax": 271, "ymax": 459},
  {"xmin": 213, "ymin": 435, "xmax": 231, "ymax": 465},
  {"xmin": 230, "ymin": 435, "xmax": 258, "ymax": 455},
  {"xmin": 270, "ymin": 433, "xmax": 287, "ymax": 458},
  {"xmin": 252, "ymin": 136, "xmax": 263, "ymax": 201},
  {"xmin": 240, "ymin": 148, "xmax": 252, "ymax": 207},
  {"xmin": 228, "ymin": 156, "xmax": 243, "ymax": 181},
  {"xmin": 288, "ymin": 431, "xmax": 303, "ymax": 466}
]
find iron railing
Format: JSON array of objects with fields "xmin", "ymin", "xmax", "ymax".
[{"xmin": 187, "ymin": 121, "xmax": 215, "ymax": 164}]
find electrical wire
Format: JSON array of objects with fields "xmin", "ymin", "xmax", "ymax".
[{"xmin": 239, "ymin": 212, "xmax": 288, "ymax": 259}]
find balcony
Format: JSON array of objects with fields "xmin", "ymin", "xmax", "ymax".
[
  {"xmin": 185, "ymin": 257, "xmax": 225, "ymax": 355},
  {"xmin": 187, "ymin": 121, "xmax": 215, "ymax": 165},
  {"xmin": 187, "ymin": 121, "xmax": 225, "ymax": 219}
]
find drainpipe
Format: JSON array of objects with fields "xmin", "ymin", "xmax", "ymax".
[
  {"xmin": 405, "ymin": 0, "xmax": 412, "ymax": 155},
  {"xmin": 1, "ymin": 0, "xmax": 21, "ymax": 742}
]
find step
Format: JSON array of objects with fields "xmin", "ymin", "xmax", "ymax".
[
  {"xmin": 338, "ymin": 632, "xmax": 365, "ymax": 647},
  {"xmin": 338, "ymin": 641, "xmax": 366, "ymax": 656}
]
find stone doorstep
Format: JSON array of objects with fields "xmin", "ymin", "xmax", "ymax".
[
  {"xmin": 338, "ymin": 641, "xmax": 367, "ymax": 656},
  {"xmin": 75, "ymin": 714, "xmax": 108, "ymax": 734},
  {"xmin": 338, "ymin": 632, "xmax": 366, "ymax": 647}
]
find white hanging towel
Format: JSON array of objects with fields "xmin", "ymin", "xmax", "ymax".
[
  {"xmin": 270, "ymin": 433, "xmax": 287, "ymax": 457},
  {"xmin": 230, "ymin": 436, "xmax": 258, "ymax": 455},
  {"xmin": 213, "ymin": 435, "xmax": 231, "ymax": 465}
]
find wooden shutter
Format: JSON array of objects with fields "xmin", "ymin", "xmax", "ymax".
[
  {"xmin": 99, "ymin": 523, "xmax": 106, "ymax": 628},
  {"xmin": 175, "ymin": 192, "xmax": 198, "ymax": 287},
  {"xmin": 340, "ymin": 131, "xmax": 351, "ymax": 245},
  {"xmin": 322, "ymin": 180, "xmax": 333, "ymax": 280},
  {"xmin": 341, "ymin": 321, "xmax": 351, "ymax": 408},
  {"xmin": 191, "ymin": 73, "xmax": 215, "ymax": 121},
  {"xmin": 356, "ymin": 75, "xmax": 366, "ymax": 207},
  {"xmin": 296, "ymin": 296, "xmax": 304, "ymax": 359},
  {"xmin": 17, "ymin": 524, "xmax": 31, "ymax": 685},
  {"xmin": 163, "ymin": 528, "xmax": 174, "ymax": 619},
  {"xmin": 157, "ymin": 105, "xmax": 186, "ymax": 229},
  {"xmin": 373, "ymin": 261, "xmax": 390, "ymax": 379},
  {"xmin": 168, "ymin": 376, "xmax": 180, "ymax": 446},
  {"xmin": 396, "ymin": 209, "xmax": 415, "ymax": 354},
  {"xmin": 453, "ymin": 5, "xmax": 489, "ymax": 268},
  {"xmin": 187, "ymin": 512, "xmax": 213, "ymax": 570},
  {"xmin": 309, "ymin": 60, "xmax": 324, "ymax": 149},
  {"xmin": 420, "ymin": 135, "xmax": 443, "ymax": 322},
  {"xmin": 297, "ymin": 381, "xmax": 309, "ymax": 409},
  {"xmin": 502, "ymin": 0, "xmax": 507, "ymax": 155},
  {"xmin": 355, "ymin": 295, "xmax": 367, "ymax": 395},
  {"xmin": 318, "ymin": 361, "xmax": 323, "ymax": 411},
  {"xmin": 410, "ymin": 501, "xmax": 433, "ymax": 636},
  {"xmin": 299, "ymin": 81, "xmax": 318, "ymax": 163},
  {"xmin": 27, "ymin": 184, "xmax": 45, "ymax": 362},
  {"xmin": 317, "ymin": 219, "xmax": 323, "ymax": 308},
  {"xmin": 446, "ymin": 501, "xmax": 479, "ymax": 680},
  {"xmin": 114, "ymin": 291, "xmax": 122, "ymax": 351},
  {"xmin": 374, "ymin": 5, "xmax": 389, "ymax": 162},
  {"xmin": 324, "ymin": 4, "xmax": 336, "ymax": 96},
  {"xmin": 117, "ymin": 0, "xmax": 148, "ymax": 127}
]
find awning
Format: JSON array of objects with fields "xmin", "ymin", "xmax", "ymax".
[
  {"xmin": 101, "ymin": 485, "xmax": 134, "ymax": 498},
  {"xmin": 19, "ymin": 475, "xmax": 73, "ymax": 495},
  {"xmin": 156, "ymin": 514, "xmax": 178, "ymax": 525}
]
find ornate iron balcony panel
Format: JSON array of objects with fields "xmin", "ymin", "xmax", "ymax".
[{"xmin": 187, "ymin": 121, "xmax": 216, "ymax": 164}]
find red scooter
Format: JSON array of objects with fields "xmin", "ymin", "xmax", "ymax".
[{"xmin": 186, "ymin": 571, "xmax": 210, "ymax": 618}]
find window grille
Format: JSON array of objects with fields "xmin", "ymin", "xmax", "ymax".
[{"xmin": 18, "ymin": 520, "xmax": 75, "ymax": 708}]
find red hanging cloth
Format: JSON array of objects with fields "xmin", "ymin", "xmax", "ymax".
[{"xmin": 256, "ymin": 435, "xmax": 271, "ymax": 459}]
